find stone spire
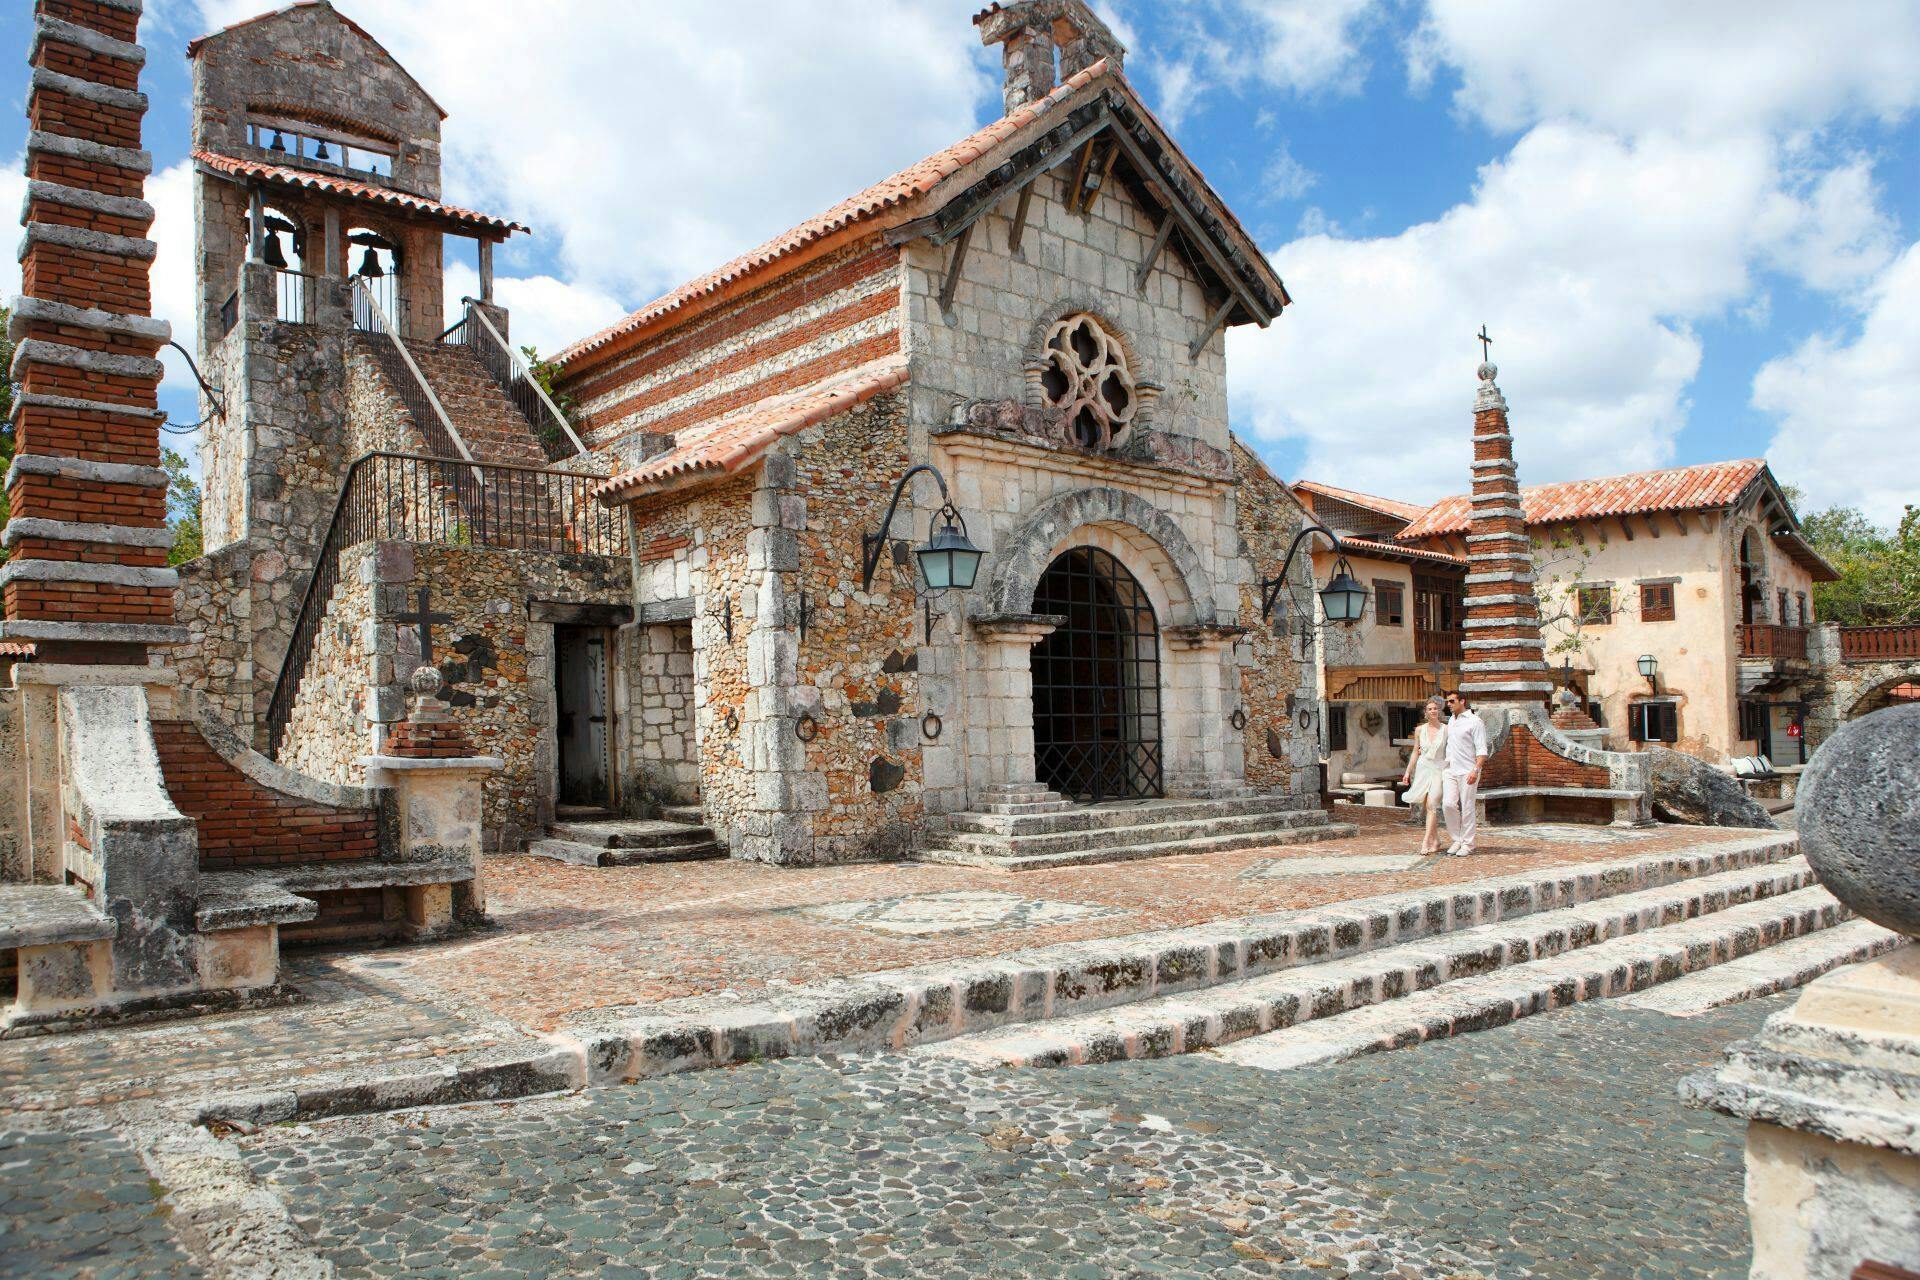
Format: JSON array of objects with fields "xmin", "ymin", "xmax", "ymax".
[
  {"xmin": 975, "ymin": 1, "xmax": 1126, "ymax": 113},
  {"xmin": 1458, "ymin": 361, "xmax": 1554, "ymax": 704},
  {"xmin": 4, "ymin": 0, "xmax": 182, "ymax": 662}
]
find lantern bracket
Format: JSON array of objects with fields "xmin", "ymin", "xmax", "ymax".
[
  {"xmin": 861, "ymin": 463, "xmax": 960, "ymax": 592},
  {"xmin": 1258, "ymin": 519, "xmax": 1347, "ymax": 620}
]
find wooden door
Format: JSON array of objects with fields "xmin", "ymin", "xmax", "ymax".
[{"xmin": 555, "ymin": 626, "xmax": 613, "ymax": 810}]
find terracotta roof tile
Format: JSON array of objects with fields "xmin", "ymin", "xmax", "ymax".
[
  {"xmin": 595, "ymin": 356, "xmax": 910, "ymax": 502},
  {"xmin": 193, "ymin": 151, "xmax": 526, "ymax": 236},
  {"xmin": 1399, "ymin": 459, "xmax": 1770, "ymax": 540},
  {"xmin": 554, "ymin": 61, "xmax": 1112, "ymax": 370},
  {"xmin": 1334, "ymin": 535, "xmax": 1465, "ymax": 569},
  {"xmin": 1291, "ymin": 479, "xmax": 1431, "ymax": 524}
]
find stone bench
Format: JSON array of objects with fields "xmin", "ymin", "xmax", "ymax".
[
  {"xmin": 0, "ymin": 884, "xmax": 116, "ymax": 1029},
  {"xmin": 1476, "ymin": 785, "xmax": 1650, "ymax": 827},
  {"xmin": 231, "ymin": 858, "xmax": 477, "ymax": 942}
]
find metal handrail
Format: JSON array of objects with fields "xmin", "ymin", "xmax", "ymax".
[
  {"xmin": 263, "ymin": 450, "xmax": 629, "ymax": 759},
  {"xmin": 351, "ymin": 279, "xmax": 486, "ymax": 486},
  {"xmin": 458, "ymin": 298, "xmax": 588, "ymax": 459}
]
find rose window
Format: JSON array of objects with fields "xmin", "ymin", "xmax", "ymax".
[{"xmin": 1040, "ymin": 314, "xmax": 1137, "ymax": 451}]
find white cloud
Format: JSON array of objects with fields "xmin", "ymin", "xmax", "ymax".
[
  {"xmin": 0, "ymin": 159, "xmax": 25, "ymax": 302},
  {"xmin": 442, "ymin": 263, "xmax": 627, "ymax": 364},
  {"xmin": 191, "ymin": 0, "xmax": 991, "ymax": 310},
  {"xmin": 1415, "ymin": 0, "xmax": 1920, "ymax": 138},
  {"xmin": 1144, "ymin": 0, "xmax": 1379, "ymax": 120},
  {"xmin": 1231, "ymin": 124, "xmax": 1816, "ymax": 500},
  {"xmin": 1261, "ymin": 142, "xmax": 1318, "ymax": 202},
  {"xmin": 1757, "ymin": 242, "xmax": 1920, "ymax": 526}
]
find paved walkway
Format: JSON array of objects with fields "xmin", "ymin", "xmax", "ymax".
[
  {"xmin": 0, "ymin": 817, "xmax": 1768, "ymax": 1115},
  {"xmin": 1, "ymin": 996, "xmax": 1781, "ymax": 1278}
]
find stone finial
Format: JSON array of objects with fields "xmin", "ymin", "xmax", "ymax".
[
  {"xmin": 1796, "ymin": 704, "xmax": 1920, "ymax": 937},
  {"xmin": 975, "ymin": 1, "xmax": 1126, "ymax": 112},
  {"xmin": 1474, "ymin": 361, "xmax": 1507, "ymax": 413}
]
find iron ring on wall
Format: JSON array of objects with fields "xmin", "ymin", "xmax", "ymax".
[
  {"xmin": 795, "ymin": 713, "xmax": 818, "ymax": 742},
  {"xmin": 1229, "ymin": 708, "xmax": 1248, "ymax": 731},
  {"xmin": 723, "ymin": 709, "xmax": 740, "ymax": 735},
  {"xmin": 922, "ymin": 712, "xmax": 943, "ymax": 741}
]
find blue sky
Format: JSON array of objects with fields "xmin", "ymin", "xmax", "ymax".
[{"xmin": 4, "ymin": 1, "xmax": 1916, "ymax": 522}]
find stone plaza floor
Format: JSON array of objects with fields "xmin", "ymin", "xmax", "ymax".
[{"xmin": 3, "ymin": 994, "xmax": 1782, "ymax": 1278}]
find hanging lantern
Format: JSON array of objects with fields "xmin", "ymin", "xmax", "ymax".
[
  {"xmin": 1317, "ymin": 556, "xmax": 1368, "ymax": 624},
  {"xmin": 262, "ymin": 230, "xmax": 288, "ymax": 269},
  {"xmin": 914, "ymin": 503, "xmax": 983, "ymax": 592},
  {"xmin": 356, "ymin": 246, "xmax": 385, "ymax": 278}
]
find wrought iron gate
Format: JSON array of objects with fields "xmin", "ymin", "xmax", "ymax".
[{"xmin": 1030, "ymin": 546, "xmax": 1164, "ymax": 802}]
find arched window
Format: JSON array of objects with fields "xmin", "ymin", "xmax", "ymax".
[
  {"xmin": 1040, "ymin": 313, "xmax": 1137, "ymax": 452},
  {"xmin": 258, "ymin": 205, "xmax": 307, "ymax": 322}
]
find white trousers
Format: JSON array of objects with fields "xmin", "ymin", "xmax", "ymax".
[{"xmin": 1442, "ymin": 772, "xmax": 1478, "ymax": 850}]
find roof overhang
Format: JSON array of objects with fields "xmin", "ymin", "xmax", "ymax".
[
  {"xmin": 1771, "ymin": 530, "xmax": 1842, "ymax": 582},
  {"xmin": 194, "ymin": 150, "xmax": 527, "ymax": 239}
]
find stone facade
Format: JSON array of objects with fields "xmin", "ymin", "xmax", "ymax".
[{"xmin": 1231, "ymin": 443, "xmax": 1320, "ymax": 795}]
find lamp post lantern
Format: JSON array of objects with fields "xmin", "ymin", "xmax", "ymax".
[
  {"xmin": 1259, "ymin": 518, "xmax": 1368, "ymax": 626},
  {"xmin": 860, "ymin": 463, "xmax": 983, "ymax": 595}
]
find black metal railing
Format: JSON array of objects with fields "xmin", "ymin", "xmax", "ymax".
[
  {"xmin": 264, "ymin": 450, "xmax": 628, "ymax": 759},
  {"xmin": 274, "ymin": 268, "xmax": 318, "ymax": 323},
  {"xmin": 446, "ymin": 299, "xmax": 587, "ymax": 462},
  {"xmin": 351, "ymin": 282, "xmax": 478, "ymax": 469},
  {"xmin": 219, "ymin": 289, "xmax": 239, "ymax": 338}
]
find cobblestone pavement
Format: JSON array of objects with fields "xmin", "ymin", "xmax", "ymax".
[
  {"xmin": 208, "ymin": 996, "xmax": 1778, "ymax": 1279},
  {"xmin": 0, "ymin": 1124, "xmax": 204, "ymax": 1279}
]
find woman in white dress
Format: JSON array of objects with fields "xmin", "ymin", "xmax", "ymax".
[{"xmin": 1400, "ymin": 697, "xmax": 1448, "ymax": 855}]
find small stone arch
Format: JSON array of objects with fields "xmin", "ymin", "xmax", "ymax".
[
  {"xmin": 985, "ymin": 486, "xmax": 1215, "ymax": 627},
  {"xmin": 1847, "ymin": 671, "xmax": 1920, "ymax": 719}
]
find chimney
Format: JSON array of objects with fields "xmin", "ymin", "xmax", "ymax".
[
  {"xmin": 975, "ymin": 1, "xmax": 1125, "ymax": 114},
  {"xmin": 1457, "ymin": 361, "xmax": 1556, "ymax": 705}
]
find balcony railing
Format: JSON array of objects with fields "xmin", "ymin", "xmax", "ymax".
[
  {"xmin": 1740, "ymin": 623, "xmax": 1809, "ymax": 660},
  {"xmin": 274, "ymin": 268, "xmax": 318, "ymax": 323},
  {"xmin": 1414, "ymin": 628, "xmax": 1464, "ymax": 664},
  {"xmin": 1839, "ymin": 624, "xmax": 1920, "ymax": 661},
  {"xmin": 444, "ymin": 299, "xmax": 587, "ymax": 462},
  {"xmin": 264, "ymin": 450, "xmax": 628, "ymax": 759}
]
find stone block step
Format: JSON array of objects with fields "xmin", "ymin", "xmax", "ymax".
[
  {"xmin": 941, "ymin": 793, "xmax": 1318, "ymax": 838},
  {"xmin": 529, "ymin": 832, "xmax": 725, "ymax": 868},
  {"xmin": 914, "ymin": 817, "xmax": 1356, "ymax": 871},
  {"xmin": 659, "ymin": 805, "xmax": 704, "ymax": 826},
  {"xmin": 932, "ymin": 806, "xmax": 1334, "ymax": 858},
  {"xmin": 1614, "ymin": 919, "xmax": 1903, "ymax": 1017},
  {"xmin": 1210, "ymin": 885, "xmax": 1852, "ymax": 1074},
  {"xmin": 548, "ymin": 818, "xmax": 717, "ymax": 850},
  {"xmin": 919, "ymin": 857, "xmax": 1828, "ymax": 1068}
]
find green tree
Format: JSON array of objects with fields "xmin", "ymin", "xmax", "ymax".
[
  {"xmin": 520, "ymin": 344, "xmax": 580, "ymax": 454},
  {"xmin": 1795, "ymin": 500, "xmax": 1920, "ymax": 626},
  {"xmin": 162, "ymin": 447, "xmax": 203, "ymax": 566}
]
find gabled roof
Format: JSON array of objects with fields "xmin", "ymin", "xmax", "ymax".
[
  {"xmin": 1291, "ymin": 479, "xmax": 1432, "ymax": 526},
  {"xmin": 1334, "ymin": 535, "xmax": 1466, "ymax": 570},
  {"xmin": 1399, "ymin": 459, "xmax": 1773, "ymax": 540},
  {"xmin": 193, "ymin": 151, "xmax": 526, "ymax": 236},
  {"xmin": 594, "ymin": 356, "xmax": 910, "ymax": 503},
  {"xmin": 187, "ymin": 2, "xmax": 447, "ymax": 120},
  {"xmin": 557, "ymin": 59, "xmax": 1287, "ymax": 373}
]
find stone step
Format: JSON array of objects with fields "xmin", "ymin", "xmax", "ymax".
[
  {"xmin": 919, "ymin": 857, "xmax": 1828, "ymax": 1068},
  {"xmin": 942, "ymin": 793, "xmax": 1317, "ymax": 838},
  {"xmin": 931, "ymin": 806, "xmax": 1335, "ymax": 857},
  {"xmin": 528, "ymin": 836, "xmax": 726, "ymax": 867},
  {"xmin": 1614, "ymin": 919, "xmax": 1904, "ymax": 1017},
  {"xmin": 915, "ymin": 817, "xmax": 1358, "ymax": 871},
  {"xmin": 548, "ymin": 818, "xmax": 717, "ymax": 850},
  {"xmin": 1210, "ymin": 885, "xmax": 1854, "ymax": 1074},
  {"xmin": 660, "ymin": 805, "xmax": 705, "ymax": 826}
]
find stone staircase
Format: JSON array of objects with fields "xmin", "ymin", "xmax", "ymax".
[
  {"xmin": 405, "ymin": 343, "xmax": 555, "ymax": 469},
  {"xmin": 914, "ymin": 786, "xmax": 1356, "ymax": 871},
  {"xmin": 920, "ymin": 844, "xmax": 1900, "ymax": 1071},
  {"xmin": 529, "ymin": 816, "xmax": 725, "ymax": 867}
]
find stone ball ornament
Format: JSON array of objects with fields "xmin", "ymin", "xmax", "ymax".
[
  {"xmin": 1797, "ymin": 704, "xmax": 1920, "ymax": 938},
  {"xmin": 408, "ymin": 665, "xmax": 445, "ymax": 697}
]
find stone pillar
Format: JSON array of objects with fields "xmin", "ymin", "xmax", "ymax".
[
  {"xmin": 966, "ymin": 613, "xmax": 1068, "ymax": 808},
  {"xmin": 1685, "ymin": 706, "xmax": 1920, "ymax": 1278},
  {"xmin": 1458, "ymin": 363, "xmax": 1553, "ymax": 706},
  {"xmin": 4, "ymin": 0, "xmax": 185, "ymax": 663},
  {"xmin": 1162, "ymin": 623, "xmax": 1250, "ymax": 797},
  {"xmin": 362, "ymin": 669, "xmax": 501, "ymax": 931}
]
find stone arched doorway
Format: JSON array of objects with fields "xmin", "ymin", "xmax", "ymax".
[{"xmin": 1030, "ymin": 546, "xmax": 1164, "ymax": 801}]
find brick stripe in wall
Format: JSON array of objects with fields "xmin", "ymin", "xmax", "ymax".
[
  {"xmin": 4, "ymin": 0, "xmax": 182, "ymax": 659},
  {"xmin": 150, "ymin": 722, "xmax": 380, "ymax": 870}
]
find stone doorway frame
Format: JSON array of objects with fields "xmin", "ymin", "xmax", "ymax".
[
  {"xmin": 529, "ymin": 600, "xmax": 633, "ymax": 828},
  {"xmin": 967, "ymin": 486, "xmax": 1244, "ymax": 806}
]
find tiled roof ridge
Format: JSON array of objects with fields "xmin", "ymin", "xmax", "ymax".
[
  {"xmin": 593, "ymin": 355, "xmax": 911, "ymax": 503},
  {"xmin": 1333, "ymin": 534, "xmax": 1466, "ymax": 568},
  {"xmin": 1291, "ymin": 478, "xmax": 1432, "ymax": 523},
  {"xmin": 192, "ymin": 150, "xmax": 527, "ymax": 235},
  {"xmin": 554, "ymin": 59, "xmax": 1115, "ymax": 371},
  {"xmin": 1398, "ymin": 457, "xmax": 1771, "ymax": 540}
]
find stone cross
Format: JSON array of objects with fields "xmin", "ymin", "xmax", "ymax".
[
  {"xmin": 396, "ymin": 586, "xmax": 453, "ymax": 665},
  {"xmin": 1477, "ymin": 325, "xmax": 1493, "ymax": 362}
]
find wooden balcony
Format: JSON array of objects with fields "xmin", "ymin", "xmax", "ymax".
[
  {"xmin": 1839, "ymin": 624, "xmax": 1920, "ymax": 661},
  {"xmin": 1414, "ymin": 628, "xmax": 1464, "ymax": 663},
  {"xmin": 1739, "ymin": 623, "xmax": 1809, "ymax": 661}
]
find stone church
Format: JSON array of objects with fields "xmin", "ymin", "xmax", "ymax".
[{"xmin": 172, "ymin": 0, "xmax": 1345, "ymax": 867}]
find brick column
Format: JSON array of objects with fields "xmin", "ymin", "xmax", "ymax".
[
  {"xmin": 1458, "ymin": 362, "xmax": 1553, "ymax": 705},
  {"xmin": 3, "ymin": 0, "xmax": 183, "ymax": 663}
]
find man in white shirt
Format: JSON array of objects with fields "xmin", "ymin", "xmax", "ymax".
[{"xmin": 1441, "ymin": 690, "xmax": 1488, "ymax": 855}]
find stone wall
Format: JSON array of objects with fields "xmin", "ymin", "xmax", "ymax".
[
  {"xmin": 631, "ymin": 622, "xmax": 697, "ymax": 805},
  {"xmin": 1231, "ymin": 442, "xmax": 1320, "ymax": 796},
  {"xmin": 280, "ymin": 543, "xmax": 377, "ymax": 785}
]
